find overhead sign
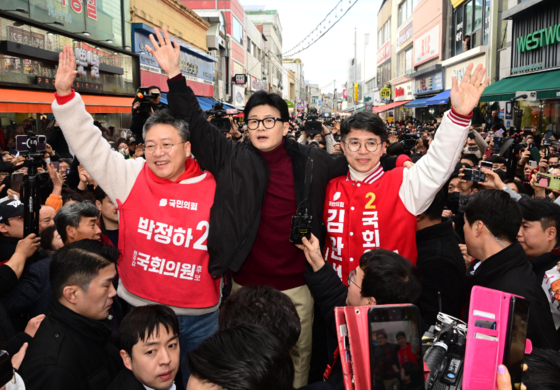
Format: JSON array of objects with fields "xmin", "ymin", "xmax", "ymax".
[
  {"xmin": 343, "ymin": 89, "xmax": 347, "ymax": 98},
  {"xmin": 232, "ymin": 74, "xmax": 248, "ymax": 85},
  {"xmin": 397, "ymin": 22, "xmax": 413, "ymax": 52},
  {"xmin": 380, "ymin": 88, "xmax": 391, "ymax": 99},
  {"xmin": 517, "ymin": 24, "xmax": 560, "ymax": 53},
  {"xmin": 414, "ymin": 25, "xmax": 440, "ymax": 66},
  {"xmin": 354, "ymin": 83, "xmax": 359, "ymax": 102},
  {"xmin": 377, "ymin": 40, "xmax": 391, "ymax": 65},
  {"xmin": 415, "ymin": 72, "xmax": 443, "ymax": 94},
  {"xmin": 394, "ymin": 81, "xmax": 414, "ymax": 102}
]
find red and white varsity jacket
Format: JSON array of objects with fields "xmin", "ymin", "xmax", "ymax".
[{"xmin": 324, "ymin": 108, "xmax": 472, "ymax": 285}]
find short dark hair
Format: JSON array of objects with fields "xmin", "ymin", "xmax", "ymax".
[
  {"xmin": 50, "ymin": 240, "xmax": 119, "ymax": 299},
  {"xmin": 188, "ymin": 325, "xmax": 294, "ymax": 390},
  {"xmin": 120, "ymin": 305, "xmax": 179, "ymax": 360},
  {"xmin": 523, "ymin": 348, "xmax": 560, "ymax": 390},
  {"xmin": 340, "ymin": 112, "xmax": 388, "ymax": 143},
  {"xmin": 54, "ymin": 202, "xmax": 100, "ymax": 243},
  {"xmin": 40, "ymin": 225, "xmax": 59, "ymax": 252},
  {"xmin": 61, "ymin": 192, "xmax": 84, "ymax": 205},
  {"xmin": 463, "ymin": 190, "xmax": 522, "ymax": 243},
  {"xmin": 359, "ymin": 249, "xmax": 422, "ymax": 305},
  {"xmin": 148, "ymin": 86, "xmax": 161, "ymax": 92},
  {"xmin": 461, "ymin": 153, "xmax": 480, "ymax": 167},
  {"xmin": 93, "ymin": 186, "xmax": 108, "ymax": 202},
  {"xmin": 387, "ymin": 142, "xmax": 405, "ymax": 156},
  {"xmin": 518, "ymin": 198, "xmax": 560, "ymax": 244},
  {"xmin": 244, "ymin": 91, "xmax": 290, "ymax": 123},
  {"xmin": 218, "ymin": 286, "xmax": 301, "ymax": 351},
  {"xmin": 485, "ymin": 155, "xmax": 507, "ymax": 165},
  {"xmin": 396, "ymin": 331, "xmax": 406, "ymax": 339},
  {"xmin": 143, "ymin": 109, "xmax": 190, "ymax": 142},
  {"xmin": 503, "ymin": 179, "xmax": 526, "ymax": 194},
  {"xmin": 423, "ymin": 189, "xmax": 446, "ymax": 221}
]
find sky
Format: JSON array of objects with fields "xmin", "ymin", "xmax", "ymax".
[{"xmin": 241, "ymin": 0, "xmax": 384, "ymax": 94}]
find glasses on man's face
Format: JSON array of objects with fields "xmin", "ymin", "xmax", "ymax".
[
  {"xmin": 345, "ymin": 139, "xmax": 380, "ymax": 153},
  {"xmin": 348, "ymin": 269, "xmax": 362, "ymax": 290},
  {"xmin": 144, "ymin": 142, "xmax": 185, "ymax": 154},
  {"xmin": 246, "ymin": 118, "xmax": 282, "ymax": 130}
]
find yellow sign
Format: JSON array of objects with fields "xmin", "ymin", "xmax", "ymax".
[
  {"xmin": 354, "ymin": 83, "xmax": 359, "ymax": 101},
  {"xmin": 451, "ymin": 0, "xmax": 468, "ymax": 8},
  {"xmin": 380, "ymin": 88, "xmax": 391, "ymax": 99}
]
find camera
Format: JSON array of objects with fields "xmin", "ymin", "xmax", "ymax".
[
  {"xmin": 289, "ymin": 212, "xmax": 312, "ymax": 244},
  {"xmin": 15, "ymin": 135, "xmax": 47, "ymax": 153},
  {"xmin": 207, "ymin": 102, "xmax": 231, "ymax": 132},
  {"xmin": 136, "ymin": 87, "xmax": 160, "ymax": 112},
  {"xmin": 462, "ymin": 168, "xmax": 486, "ymax": 183},
  {"xmin": 304, "ymin": 108, "xmax": 322, "ymax": 134},
  {"xmin": 400, "ymin": 131, "xmax": 421, "ymax": 151},
  {"xmin": 322, "ymin": 113, "xmax": 334, "ymax": 126}
]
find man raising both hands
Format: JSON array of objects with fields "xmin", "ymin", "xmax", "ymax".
[{"xmin": 52, "ymin": 45, "xmax": 221, "ymax": 384}]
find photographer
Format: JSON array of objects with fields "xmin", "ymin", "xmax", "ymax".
[{"xmin": 130, "ymin": 86, "xmax": 168, "ymax": 144}]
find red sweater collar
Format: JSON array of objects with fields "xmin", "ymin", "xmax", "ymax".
[{"xmin": 147, "ymin": 158, "xmax": 203, "ymax": 184}]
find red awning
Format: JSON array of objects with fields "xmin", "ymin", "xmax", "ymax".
[
  {"xmin": 0, "ymin": 89, "xmax": 134, "ymax": 113},
  {"xmin": 373, "ymin": 100, "xmax": 412, "ymax": 114}
]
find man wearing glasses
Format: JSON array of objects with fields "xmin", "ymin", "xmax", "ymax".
[
  {"xmin": 324, "ymin": 63, "xmax": 490, "ymax": 286},
  {"xmin": 51, "ymin": 46, "xmax": 221, "ymax": 385}
]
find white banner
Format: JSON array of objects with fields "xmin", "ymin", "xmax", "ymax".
[{"xmin": 414, "ymin": 25, "xmax": 440, "ymax": 66}]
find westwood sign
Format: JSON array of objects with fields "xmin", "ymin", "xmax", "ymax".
[{"xmin": 517, "ymin": 24, "xmax": 560, "ymax": 53}]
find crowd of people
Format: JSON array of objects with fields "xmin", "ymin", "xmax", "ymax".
[{"xmin": 1, "ymin": 27, "xmax": 560, "ymax": 390}]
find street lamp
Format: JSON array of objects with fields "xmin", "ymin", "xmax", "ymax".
[{"xmin": 72, "ymin": 31, "xmax": 91, "ymax": 36}]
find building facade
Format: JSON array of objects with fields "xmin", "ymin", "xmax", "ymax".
[
  {"xmin": 0, "ymin": 2, "xmax": 139, "ymax": 131},
  {"xmin": 245, "ymin": 13, "xmax": 266, "ymax": 102}
]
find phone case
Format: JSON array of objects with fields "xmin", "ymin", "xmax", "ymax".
[
  {"xmin": 463, "ymin": 286, "xmax": 523, "ymax": 390},
  {"xmin": 335, "ymin": 307, "xmax": 355, "ymax": 390},
  {"xmin": 344, "ymin": 306, "xmax": 372, "ymax": 390}
]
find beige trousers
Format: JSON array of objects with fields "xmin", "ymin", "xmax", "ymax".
[{"xmin": 232, "ymin": 280, "xmax": 314, "ymax": 387}]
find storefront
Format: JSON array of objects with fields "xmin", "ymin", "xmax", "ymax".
[
  {"xmin": 132, "ymin": 23, "xmax": 215, "ymax": 98},
  {"xmin": 409, "ymin": 66, "xmax": 445, "ymax": 122},
  {"xmin": 392, "ymin": 80, "xmax": 414, "ymax": 122},
  {"xmin": 0, "ymin": 6, "xmax": 139, "ymax": 137},
  {"xmin": 480, "ymin": 0, "xmax": 560, "ymax": 133}
]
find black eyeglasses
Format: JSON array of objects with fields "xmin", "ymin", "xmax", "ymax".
[{"xmin": 247, "ymin": 118, "xmax": 283, "ymax": 130}]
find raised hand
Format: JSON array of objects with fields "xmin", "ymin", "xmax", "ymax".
[
  {"xmin": 54, "ymin": 45, "xmax": 78, "ymax": 96},
  {"xmin": 145, "ymin": 27, "xmax": 181, "ymax": 79},
  {"xmin": 450, "ymin": 63, "xmax": 490, "ymax": 116}
]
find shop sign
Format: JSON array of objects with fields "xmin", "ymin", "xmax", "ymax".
[
  {"xmin": 397, "ymin": 22, "xmax": 413, "ymax": 52},
  {"xmin": 377, "ymin": 41, "xmax": 391, "ymax": 65},
  {"xmin": 414, "ymin": 25, "xmax": 440, "ymax": 66},
  {"xmin": 517, "ymin": 25, "xmax": 560, "ymax": 53},
  {"xmin": 232, "ymin": 85, "xmax": 245, "ymax": 105},
  {"xmin": 380, "ymin": 88, "xmax": 391, "ymax": 98},
  {"xmin": 36, "ymin": 76, "xmax": 103, "ymax": 91},
  {"xmin": 47, "ymin": 0, "xmax": 98, "ymax": 22},
  {"xmin": 133, "ymin": 26, "xmax": 214, "ymax": 85},
  {"xmin": 74, "ymin": 47, "xmax": 100, "ymax": 78},
  {"xmin": 415, "ymin": 72, "xmax": 443, "ymax": 94},
  {"xmin": 394, "ymin": 81, "xmax": 414, "ymax": 102},
  {"xmin": 232, "ymin": 74, "xmax": 247, "ymax": 85},
  {"xmin": 6, "ymin": 26, "xmax": 46, "ymax": 49}
]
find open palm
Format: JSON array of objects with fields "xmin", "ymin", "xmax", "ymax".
[
  {"xmin": 54, "ymin": 45, "xmax": 78, "ymax": 96},
  {"xmin": 145, "ymin": 27, "xmax": 181, "ymax": 79},
  {"xmin": 450, "ymin": 63, "xmax": 490, "ymax": 116}
]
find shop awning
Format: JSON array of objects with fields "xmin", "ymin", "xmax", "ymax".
[
  {"xmin": 405, "ymin": 97, "xmax": 432, "ymax": 108},
  {"xmin": 373, "ymin": 100, "xmax": 412, "ymax": 113},
  {"xmin": 0, "ymin": 89, "xmax": 134, "ymax": 113},
  {"xmin": 426, "ymin": 90, "xmax": 451, "ymax": 105},
  {"xmin": 480, "ymin": 69, "xmax": 560, "ymax": 102}
]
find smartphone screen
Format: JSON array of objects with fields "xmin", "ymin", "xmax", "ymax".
[
  {"xmin": 480, "ymin": 161, "xmax": 493, "ymax": 170},
  {"xmin": 368, "ymin": 305, "xmax": 424, "ymax": 390},
  {"xmin": 11, "ymin": 172, "xmax": 24, "ymax": 192},
  {"xmin": 503, "ymin": 297, "xmax": 530, "ymax": 388}
]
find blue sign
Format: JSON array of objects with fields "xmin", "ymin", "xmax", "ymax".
[
  {"xmin": 415, "ymin": 72, "xmax": 444, "ymax": 94},
  {"xmin": 131, "ymin": 23, "xmax": 216, "ymax": 83}
]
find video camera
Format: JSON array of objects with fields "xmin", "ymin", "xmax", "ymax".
[
  {"xmin": 207, "ymin": 102, "xmax": 231, "ymax": 132},
  {"xmin": 304, "ymin": 108, "xmax": 323, "ymax": 134},
  {"xmin": 400, "ymin": 130, "xmax": 421, "ymax": 153},
  {"xmin": 15, "ymin": 132, "xmax": 46, "ymax": 236},
  {"xmin": 136, "ymin": 87, "xmax": 160, "ymax": 113}
]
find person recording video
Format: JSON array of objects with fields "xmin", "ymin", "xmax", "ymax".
[{"xmin": 130, "ymin": 86, "xmax": 168, "ymax": 144}]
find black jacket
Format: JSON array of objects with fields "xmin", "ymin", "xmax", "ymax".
[
  {"xmin": 167, "ymin": 76, "xmax": 400, "ymax": 277},
  {"xmin": 529, "ymin": 248, "xmax": 560, "ymax": 282},
  {"xmin": 19, "ymin": 300, "xmax": 123, "ymax": 390},
  {"xmin": 130, "ymin": 100, "xmax": 168, "ymax": 144},
  {"xmin": 107, "ymin": 369, "xmax": 144, "ymax": 390},
  {"xmin": 416, "ymin": 218, "xmax": 466, "ymax": 328},
  {"xmin": 466, "ymin": 241, "xmax": 560, "ymax": 350},
  {"xmin": 47, "ymin": 127, "xmax": 72, "ymax": 159},
  {"xmin": 0, "ymin": 235, "xmax": 19, "ymax": 263}
]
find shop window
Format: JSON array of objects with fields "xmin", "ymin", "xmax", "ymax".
[
  {"xmin": 397, "ymin": 47, "xmax": 413, "ymax": 76},
  {"xmin": 232, "ymin": 16, "xmax": 243, "ymax": 46},
  {"xmin": 377, "ymin": 61, "xmax": 391, "ymax": 86},
  {"xmin": 452, "ymin": 0, "xmax": 490, "ymax": 57}
]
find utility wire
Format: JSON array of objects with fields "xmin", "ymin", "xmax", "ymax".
[{"xmin": 283, "ymin": 0, "xmax": 359, "ymax": 57}]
